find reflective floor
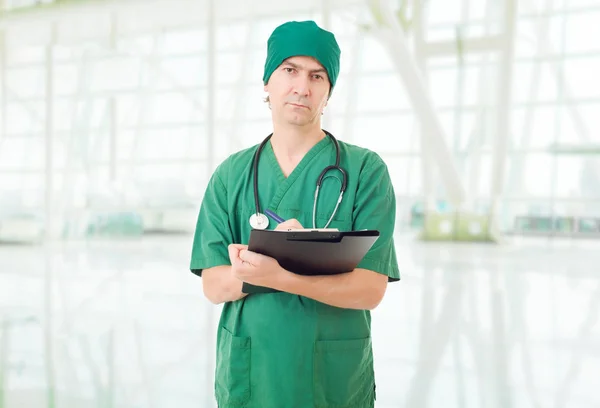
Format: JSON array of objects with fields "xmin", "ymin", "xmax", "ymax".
[{"xmin": 1, "ymin": 234, "xmax": 599, "ymax": 408}]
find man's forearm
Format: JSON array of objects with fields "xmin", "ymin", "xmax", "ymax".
[
  {"xmin": 202, "ymin": 266, "xmax": 247, "ymax": 304},
  {"xmin": 274, "ymin": 268, "xmax": 388, "ymax": 310}
]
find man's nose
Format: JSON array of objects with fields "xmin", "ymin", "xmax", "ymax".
[{"xmin": 293, "ymin": 75, "xmax": 310, "ymax": 96}]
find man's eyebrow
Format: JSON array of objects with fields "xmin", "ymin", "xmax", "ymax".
[{"xmin": 283, "ymin": 61, "xmax": 327, "ymax": 74}]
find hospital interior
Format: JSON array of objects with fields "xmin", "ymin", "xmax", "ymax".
[{"xmin": 0, "ymin": 0, "xmax": 599, "ymax": 407}]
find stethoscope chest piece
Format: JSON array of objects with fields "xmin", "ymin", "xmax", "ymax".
[{"xmin": 249, "ymin": 212, "xmax": 269, "ymax": 230}]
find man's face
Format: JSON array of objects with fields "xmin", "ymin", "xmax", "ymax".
[{"xmin": 264, "ymin": 56, "xmax": 331, "ymax": 128}]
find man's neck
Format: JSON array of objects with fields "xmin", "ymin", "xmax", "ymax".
[
  {"xmin": 270, "ymin": 124, "xmax": 325, "ymax": 162},
  {"xmin": 269, "ymin": 123, "xmax": 325, "ymax": 177}
]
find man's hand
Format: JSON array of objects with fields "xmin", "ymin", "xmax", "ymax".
[
  {"xmin": 274, "ymin": 218, "xmax": 303, "ymax": 231},
  {"xmin": 228, "ymin": 244, "xmax": 288, "ymax": 290},
  {"xmin": 201, "ymin": 247, "xmax": 253, "ymax": 304}
]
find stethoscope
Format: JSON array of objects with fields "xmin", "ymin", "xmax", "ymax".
[{"xmin": 249, "ymin": 130, "xmax": 347, "ymax": 230}]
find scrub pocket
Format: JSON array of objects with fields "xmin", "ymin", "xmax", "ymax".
[
  {"xmin": 314, "ymin": 337, "xmax": 375, "ymax": 408},
  {"xmin": 215, "ymin": 327, "xmax": 251, "ymax": 405}
]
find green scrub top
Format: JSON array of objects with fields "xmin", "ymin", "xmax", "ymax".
[{"xmin": 190, "ymin": 135, "xmax": 400, "ymax": 408}]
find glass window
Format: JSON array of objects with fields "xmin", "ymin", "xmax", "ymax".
[
  {"xmin": 51, "ymin": 136, "xmax": 77, "ymax": 171},
  {"xmin": 382, "ymin": 156, "xmax": 423, "ymax": 197},
  {"xmin": 511, "ymin": 106, "xmax": 560, "ymax": 150},
  {"xmin": 0, "ymin": 173, "xmax": 43, "ymax": 192},
  {"xmin": 134, "ymin": 127, "xmax": 192, "ymax": 161},
  {"xmin": 54, "ymin": 63, "xmax": 79, "ymax": 96},
  {"xmin": 456, "ymin": 111, "xmax": 478, "ymax": 152},
  {"xmin": 460, "ymin": 65, "xmax": 487, "ymax": 107},
  {"xmin": 351, "ymin": 113, "xmax": 419, "ymax": 153},
  {"xmin": 90, "ymin": 57, "xmax": 142, "ymax": 92},
  {"xmin": 6, "ymin": 67, "xmax": 45, "ymax": 99},
  {"xmin": 216, "ymin": 51, "xmax": 245, "ymax": 85},
  {"xmin": 426, "ymin": 0, "xmax": 464, "ymax": 25},
  {"xmin": 354, "ymin": 74, "xmax": 410, "ymax": 112},
  {"xmin": 0, "ymin": 137, "xmax": 42, "ymax": 170},
  {"xmin": 147, "ymin": 91, "xmax": 201, "ymax": 125},
  {"xmin": 565, "ymin": 11, "xmax": 600, "ymax": 53},
  {"xmin": 155, "ymin": 56, "xmax": 206, "ymax": 89},
  {"xmin": 428, "ymin": 67, "xmax": 457, "ymax": 108},
  {"xmin": 163, "ymin": 28, "xmax": 207, "ymax": 55},
  {"xmin": 515, "ymin": 16, "xmax": 564, "ymax": 59},
  {"xmin": 474, "ymin": 153, "xmax": 492, "ymax": 198},
  {"xmin": 563, "ymin": 57, "xmax": 600, "ymax": 99},
  {"xmin": 360, "ymin": 38, "xmax": 395, "ymax": 74},
  {"xmin": 117, "ymin": 34, "xmax": 156, "ymax": 56},
  {"xmin": 505, "ymin": 153, "xmax": 555, "ymax": 197},
  {"xmin": 217, "ymin": 22, "xmax": 251, "ymax": 50},
  {"xmin": 231, "ymin": 120, "xmax": 271, "ymax": 148},
  {"xmin": 242, "ymin": 84, "xmax": 271, "ymax": 121},
  {"xmin": 512, "ymin": 62, "xmax": 559, "ymax": 103},
  {"xmin": 554, "ymin": 156, "xmax": 586, "ymax": 197},
  {"xmin": 6, "ymin": 45, "xmax": 45, "ymax": 66},
  {"xmin": 6, "ymin": 102, "xmax": 45, "ymax": 134},
  {"xmin": 58, "ymin": 13, "xmax": 111, "ymax": 42},
  {"xmin": 575, "ymin": 104, "xmax": 600, "ymax": 142}
]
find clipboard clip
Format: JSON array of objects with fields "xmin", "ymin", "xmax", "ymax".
[{"xmin": 286, "ymin": 231, "xmax": 342, "ymax": 242}]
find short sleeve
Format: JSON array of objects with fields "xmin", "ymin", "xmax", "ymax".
[
  {"xmin": 189, "ymin": 168, "xmax": 233, "ymax": 277},
  {"xmin": 352, "ymin": 154, "xmax": 400, "ymax": 282}
]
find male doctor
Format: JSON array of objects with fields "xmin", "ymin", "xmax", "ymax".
[{"xmin": 190, "ymin": 20, "xmax": 400, "ymax": 408}]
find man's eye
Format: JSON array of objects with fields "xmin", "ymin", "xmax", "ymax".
[{"xmin": 285, "ymin": 67, "xmax": 294, "ymax": 73}]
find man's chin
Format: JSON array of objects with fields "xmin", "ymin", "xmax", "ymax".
[
  {"xmin": 285, "ymin": 115, "xmax": 314, "ymax": 127},
  {"xmin": 281, "ymin": 111, "xmax": 307, "ymax": 123}
]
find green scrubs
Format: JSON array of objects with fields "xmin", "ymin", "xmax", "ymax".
[{"xmin": 190, "ymin": 135, "xmax": 400, "ymax": 408}]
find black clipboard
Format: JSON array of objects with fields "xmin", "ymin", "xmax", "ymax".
[{"xmin": 242, "ymin": 229, "xmax": 380, "ymax": 294}]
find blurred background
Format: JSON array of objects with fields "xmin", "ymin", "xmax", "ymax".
[{"xmin": 1, "ymin": 0, "xmax": 599, "ymax": 407}]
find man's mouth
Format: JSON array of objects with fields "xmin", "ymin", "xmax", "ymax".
[{"xmin": 288, "ymin": 103, "xmax": 308, "ymax": 108}]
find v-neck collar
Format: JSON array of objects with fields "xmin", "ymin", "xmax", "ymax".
[
  {"xmin": 264, "ymin": 134, "xmax": 332, "ymax": 211},
  {"xmin": 265, "ymin": 134, "xmax": 331, "ymax": 183}
]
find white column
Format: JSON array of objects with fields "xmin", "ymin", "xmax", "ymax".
[
  {"xmin": 109, "ymin": 97, "xmax": 117, "ymax": 183},
  {"xmin": 109, "ymin": 13, "xmax": 118, "ymax": 183},
  {"xmin": 467, "ymin": 0, "xmax": 496, "ymax": 202},
  {"xmin": 412, "ymin": 0, "xmax": 435, "ymax": 343},
  {"xmin": 0, "ymin": 29, "xmax": 5, "ymax": 143},
  {"xmin": 43, "ymin": 23, "xmax": 58, "ymax": 407},
  {"xmin": 412, "ymin": 0, "xmax": 438, "ymax": 212},
  {"xmin": 0, "ymin": 318, "xmax": 8, "ymax": 407},
  {"xmin": 322, "ymin": 0, "xmax": 331, "ymax": 30},
  {"xmin": 489, "ymin": 0, "xmax": 517, "ymax": 218},
  {"xmin": 45, "ymin": 24, "xmax": 57, "ymax": 240},
  {"xmin": 489, "ymin": 0, "xmax": 517, "ymax": 400},
  {"xmin": 43, "ymin": 250, "xmax": 56, "ymax": 408}
]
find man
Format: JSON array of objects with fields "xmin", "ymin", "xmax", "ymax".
[{"xmin": 190, "ymin": 20, "xmax": 400, "ymax": 408}]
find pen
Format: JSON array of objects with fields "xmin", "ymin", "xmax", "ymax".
[{"xmin": 265, "ymin": 209, "xmax": 286, "ymax": 224}]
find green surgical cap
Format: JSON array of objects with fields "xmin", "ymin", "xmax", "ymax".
[{"xmin": 262, "ymin": 20, "xmax": 341, "ymax": 95}]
